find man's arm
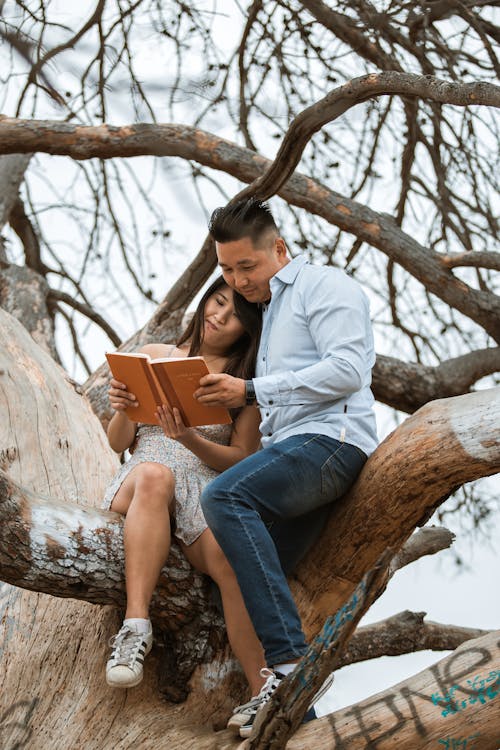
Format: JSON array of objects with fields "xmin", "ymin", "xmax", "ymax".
[
  {"xmin": 253, "ymin": 271, "xmax": 375, "ymax": 407},
  {"xmin": 195, "ymin": 271, "xmax": 374, "ymax": 409}
]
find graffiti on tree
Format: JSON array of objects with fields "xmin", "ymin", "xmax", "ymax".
[
  {"xmin": 0, "ymin": 699, "xmax": 39, "ymax": 750},
  {"xmin": 438, "ymin": 734, "xmax": 480, "ymax": 749},
  {"xmin": 431, "ymin": 670, "xmax": 499, "ymax": 717},
  {"xmin": 326, "ymin": 640, "xmax": 500, "ymax": 747}
]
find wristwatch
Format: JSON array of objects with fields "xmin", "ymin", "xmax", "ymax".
[{"xmin": 245, "ymin": 379, "xmax": 257, "ymax": 405}]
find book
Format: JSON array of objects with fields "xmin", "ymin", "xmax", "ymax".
[{"xmin": 105, "ymin": 351, "xmax": 232, "ymax": 427}]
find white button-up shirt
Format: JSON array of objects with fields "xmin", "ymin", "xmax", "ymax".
[{"xmin": 253, "ymin": 255, "xmax": 378, "ymax": 456}]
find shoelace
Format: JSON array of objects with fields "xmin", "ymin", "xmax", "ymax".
[
  {"xmin": 244, "ymin": 668, "xmax": 283, "ymax": 717},
  {"xmin": 233, "ymin": 669, "xmax": 335, "ymax": 717},
  {"xmin": 108, "ymin": 626, "xmax": 144, "ymax": 666}
]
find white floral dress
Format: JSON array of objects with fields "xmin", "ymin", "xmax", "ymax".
[{"xmin": 101, "ymin": 422, "xmax": 232, "ymax": 545}]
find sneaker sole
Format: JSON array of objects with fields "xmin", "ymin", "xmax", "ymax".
[
  {"xmin": 227, "ymin": 713, "xmax": 250, "ymax": 730},
  {"xmin": 239, "ymin": 724, "xmax": 253, "ymax": 739},
  {"xmin": 106, "ymin": 639, "xmax": 152, "ymax": 689},
  {"xmin": 237, "ymin": 674, "xmax": 333, "ymax": 737},
  {"xmin": 106, "ymin": 671, "xmax": 144, "ymax": 688}
]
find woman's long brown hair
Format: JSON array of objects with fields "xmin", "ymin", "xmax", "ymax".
[{"xmin": 176, "ymin": 276, "xmax": 262, "ymax": 385}]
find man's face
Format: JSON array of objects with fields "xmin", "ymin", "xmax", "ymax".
[{"xmin": 216, "ymin": 233, "xmax": 288, "ymax": 303}]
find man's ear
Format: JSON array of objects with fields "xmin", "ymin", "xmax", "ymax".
[{"xmin": 275, "ymin": 237, "xmax": 288, "ymax": 258}]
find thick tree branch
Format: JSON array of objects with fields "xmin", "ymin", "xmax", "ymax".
[
  {"xmin": 373, "ymin": 348, "xmax": 500, "ymax": 413},
  {"xmin": 281, "ymin": 630, "xmax": 500, "ymax": 750},
  {"xmin": 0, "ymin": 153, "xmax": 32, "ymax": 262},
  {"xmin": 291, "ymin": 387, "xmax": 500, "ymax": 637},
  {"xmin": 0, "ymin": 468, "xmax": 215, "ymax": 630},
  {"xmin": 339, "ymin": 611, "xmax": 490, "ymax": 667},
  {"xmin": 0, "ymin": 263, "xmax": 57, "ymax": 358},
  {"xmin": 1, "ymin": 113, "xmax": 498, "ymax": 346},
  {"xmin": 248, "ymin": 552, "xmax": 394, "ymax": 748}
]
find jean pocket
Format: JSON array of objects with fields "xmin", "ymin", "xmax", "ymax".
[{"xmin": 320, "ymin": 444, "xmax": 365, "ymax": 501}]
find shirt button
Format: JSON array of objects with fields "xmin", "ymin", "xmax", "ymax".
[
  {"xmin": 269, "ymin": 400, "xmax": 274, "ymax": 405},
  {"xmin": 265, "ymin": 412, "xmax": 269, "ymax": 417},
  {"xmin": 267, "ymin": 432, "xmax": 272, "ymax": 437},
  {"xmin": 262, "ymin": 356, "xmax": 266, "ymax": 361}
]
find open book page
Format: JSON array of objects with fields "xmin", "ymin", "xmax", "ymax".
[
  {"xmin": 106, "ymin": 352, "xmax": 232, "ymax": 427},
  {"xmin": 150, "ymin": 358, "xmax": 232, "ymax": 427}
]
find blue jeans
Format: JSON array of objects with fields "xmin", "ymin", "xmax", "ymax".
[{"xmin": 201, "ymin": 433, "xmax": 366, "ymax": 666}]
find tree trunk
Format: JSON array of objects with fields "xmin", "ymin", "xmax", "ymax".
[
  {"xmin": 0, "ymin": 152, "xmax": 57, "ymax": 358},
  {"xmin": 0, "ymin": 306, "xmax": 241, "ymax": 748},
  {"xmin": 1, "ymin": 302, "xmax": 499, "ymax": 746}
]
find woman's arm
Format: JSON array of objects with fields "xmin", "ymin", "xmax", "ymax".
[
  {"xmin": 106, "ymin": 377, "xmax": 138, "ymax": 452},
  {"xmin": 156, "ymin": 404, "xmax": 261, "ymax": 472},
  {"xmin": 106, "ymin": 344, "xmax": 177, "ymax": 453}
]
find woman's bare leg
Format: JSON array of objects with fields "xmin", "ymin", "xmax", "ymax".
[
  {"xmin": 111, "ymin": 462, "xmax": 175, "ymax": 619},
  {"xmin": 182, "ymin": 529, "xmax": 266, "ymax": 696}
]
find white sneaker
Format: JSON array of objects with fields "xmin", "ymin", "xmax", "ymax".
[
  {"xmin": 106, "ymin": 624, "xmax": 153, "ymax": 688},
  {"xmin": 235, "ymin": 668, "xmax": 283, "ymax": 737},
  {"xmin": 232, "ymin": 667, "xmax": 334, "ymax": 738},
  {"xmin": 226, "ymin": 694, "xmax": 264, "ymax": 730}
]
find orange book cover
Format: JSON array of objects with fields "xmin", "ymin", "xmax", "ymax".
[
  {"xmin": 105, "ymin": 352, "xmax": 232, "ymax": 427},
  {"xmin": 150, "ymin": 357, "xmax": 232, "ymax": 427}
]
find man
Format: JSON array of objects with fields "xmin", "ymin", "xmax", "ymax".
[{"xmin": 196, "ymin": 198, "xmax": 378, "ymax": 737}]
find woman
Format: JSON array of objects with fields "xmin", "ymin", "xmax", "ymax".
[{"xmin": 102, "ymin": 276, "xmax": 265, "ymax": 696}]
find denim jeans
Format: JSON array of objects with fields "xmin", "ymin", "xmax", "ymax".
[{"xmin": 201, "ymin": 433, "xmax": 367, "ymax": 666}]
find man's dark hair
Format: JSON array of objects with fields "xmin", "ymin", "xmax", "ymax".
[{"xmin": 208, "ymin": 198, "xmax": 278, "ymax": 245}]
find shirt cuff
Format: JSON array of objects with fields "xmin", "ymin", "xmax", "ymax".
[{"xmin": 252, "ymin": 374, "xmax": 283, "ymax": 407}]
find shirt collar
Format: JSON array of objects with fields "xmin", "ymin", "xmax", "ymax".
[{"xmin": 270, "ymin": 255, "xmax": 307, "ymax": 289}]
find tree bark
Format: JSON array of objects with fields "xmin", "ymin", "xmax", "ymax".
[
  {"xmin": 280, "ymin": 630, "xmax": 500, "ymax": 750},
  {"xmin": 0, "ymin": 152, "xmax": 57, "ymax": 357},
  {"xmin": 0, "ymin": 153, "xmax": 31, "ymax": 232},
  {"xmin": 291, "ymin": 386, "xmax": 500, "ymax": 637},
  {"xmin": 1, "ymin": 293, "xmax": 499, "ymax": 746}
]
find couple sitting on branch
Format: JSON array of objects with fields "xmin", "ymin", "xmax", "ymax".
[{"xmin": 103, "ymin": 197, "xmax": 378, "ymax": 737}]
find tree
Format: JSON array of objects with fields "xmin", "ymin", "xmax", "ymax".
[{"xmin": 0, "ymin": 2, "xmax": 499, "ymax": 748}]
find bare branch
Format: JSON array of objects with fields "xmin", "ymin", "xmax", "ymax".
[
  {"xmin": 390, "ymin": 527, "xmax": 456, "ymax": 575},
  {"xmin": 373, "ymin": 348, "xmax": 500, "ymax": 413},
  {"xmin": 48, "ymin": 289, "xmax": 122, "ymax": 347},
  {"xmin": 340, "ymin": 611, "xmax": 490, "ymax": 667},
  {"xmin": 0, "ymin": 117, "xmax": 498, "ymax": 343},
  {"xmin": 15, "ymin": 0, "xmax": 107, "ymax": 113}
]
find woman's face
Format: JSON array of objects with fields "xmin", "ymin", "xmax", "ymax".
[{"xmin": 203, "ymin": 285, "xmax": 246, "ymax": 352}]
